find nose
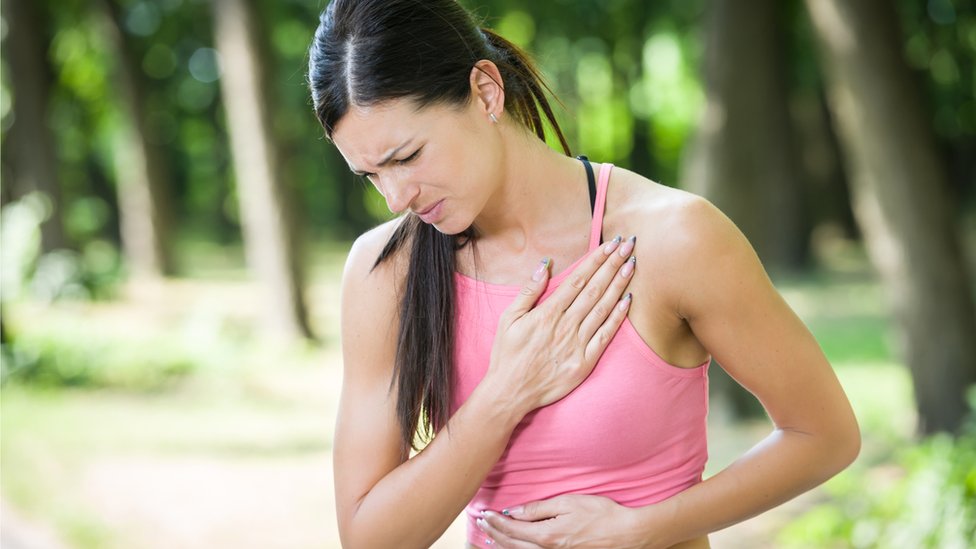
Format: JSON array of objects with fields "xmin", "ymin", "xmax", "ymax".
[{"xmin": 378, "ymin": 173, "xmax": 420, "ymax": 214}]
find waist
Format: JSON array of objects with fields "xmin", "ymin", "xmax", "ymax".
[{"xmin": 465, "ymin": 536, "xmax": 711, "ymax": 548}]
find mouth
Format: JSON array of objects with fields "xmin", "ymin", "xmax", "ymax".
[
  {"xmin": 414, "ymin": 200, "xmax": 442, "ymax": 216},
  {"xmin": 414, "ymin": 199, "xmax": 445, "ymax": 224}
]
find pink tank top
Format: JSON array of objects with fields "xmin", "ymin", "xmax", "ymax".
[{"xmin": 451, "ymin": 163, "xmax": 709, "ymax": 548}]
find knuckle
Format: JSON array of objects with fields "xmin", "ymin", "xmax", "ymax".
[
  {"xmin": 519, "ymin": 285, "xmax": 536, "ymax": 297},
  {"xmin": 568, "ymin": 274, "xmax": 587, "ymax": 290},
  {"xmin": 583, "ymin": 285, "xmax": 602, "ymax": 303}
]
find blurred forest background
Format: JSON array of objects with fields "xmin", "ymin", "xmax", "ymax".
[{"xmin": 1, "ymin": 0, "xmax": 975, "ymax": 547}]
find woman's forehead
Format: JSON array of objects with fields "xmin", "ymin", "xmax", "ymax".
[{"xmin": 332, "ymin": 100, "xmax": 458, "ymax": 160}]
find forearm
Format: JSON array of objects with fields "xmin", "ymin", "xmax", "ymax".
[
  {"xmin": 342, "ymin": 381, "xmax": 523, "ymax": 549},
  {"xmin": 633, "ymin": 427, "xmax": 859, "ymax": 548}
]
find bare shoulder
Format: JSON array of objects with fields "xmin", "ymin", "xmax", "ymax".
[
  {"xmin": 605, "ymin": 166, "xmax": 765, "ymax": 316},
  {"xmin": 343, "ymin": 217, "xmax": 411, "ymax": 284},
  {"xmin": 607, "ymin": 166, "xmax": 746, "ymax": 262}
]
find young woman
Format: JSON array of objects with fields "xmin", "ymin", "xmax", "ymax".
[{"xmin": 308, "ymin": 1, "xmax": 861, "ymax": 547}]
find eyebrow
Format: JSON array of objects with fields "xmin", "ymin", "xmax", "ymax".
[{"xmin": 349, "ymin": 140, "xmax": 413, "ymax": 176}]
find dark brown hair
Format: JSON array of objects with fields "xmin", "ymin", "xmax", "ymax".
[{"xmin": 308, "ymin": 0, "xmax": 570, "ymax": 452}]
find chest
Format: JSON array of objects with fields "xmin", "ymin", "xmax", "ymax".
[{"xmin": 451, "ymin": 282, "xmax": 708, "ymax": 465}]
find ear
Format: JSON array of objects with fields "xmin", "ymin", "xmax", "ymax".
[{"xmin": 469, "ymin": 59, "xmax": 505, "ymax": 121}]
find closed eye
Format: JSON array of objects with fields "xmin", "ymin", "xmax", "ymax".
[{"xmin": 397, "ymin": 147, "xmax": 422, "ymax": 165}]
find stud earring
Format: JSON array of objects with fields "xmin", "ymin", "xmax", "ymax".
[{"xmin": 489, "ymin": 112, "xmax": 498, "ymax": 124}]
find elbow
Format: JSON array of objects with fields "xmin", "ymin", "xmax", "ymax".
[
  {"xmin": 839, "ymin": 415, "xmax": 862, "ymax": 469},
  {"xmin": 827, "ymin": 411, "xmax": 862, "ymax": 476}
]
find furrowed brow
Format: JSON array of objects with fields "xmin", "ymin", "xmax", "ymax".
[{"xmin": 348, "ymin": 140, "xmax": 413, "ymax": 175}]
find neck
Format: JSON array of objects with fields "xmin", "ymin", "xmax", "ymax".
[{"xmin": 471, "ymin": 127, "xmax": 590, "ymax": 254}]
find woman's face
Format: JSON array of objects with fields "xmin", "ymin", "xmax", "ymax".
[{"xmin": 331, "ymin": 97, "xmax": 501, "ymax": 235}]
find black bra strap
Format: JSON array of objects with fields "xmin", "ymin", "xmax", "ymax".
[
  {"xmin": 576, "ymin": 155, "xmax": 603, "ymax": 244},
  {"xmin": 576, "ymin": 155, "xmax": 597, "ymax": 216}
]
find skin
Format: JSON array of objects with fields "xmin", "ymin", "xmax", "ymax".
[{"xmin": 331, "ymin": 60, "xmax": 861, "ymax": 549}]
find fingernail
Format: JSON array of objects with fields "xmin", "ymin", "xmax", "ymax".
[
  {"xmin": 485, "ymin": 539, "xmax": 494, "ymax": 545},
  {"xmin": 619, "ymin": 235, "xmax": 636, "ymax": 257},
  {"xmin": 603, "ymin": 235, "xmax": 623, "ymax": 255},
  {"xmin": 620, "ymin": 255, "xmax": 636, "ymax": 277},
  {"xmin": 532, "ymin": 257, "xmax": 551, "ymax": 282},
  {"xmin": 477, "ymin": 518, "xmax": 488, "ymax": 532},
  {"xmin": 501, "ymin": 508, "xmax": 511, "ymax": 516},
  {"xmin": 617, "ymin": 293, "xmax": 632, "ymax": 311},
  {"xmin": 505, "ymin": 506, "xmax": 523, "ymax": 517}
]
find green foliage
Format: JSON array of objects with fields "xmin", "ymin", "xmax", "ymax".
[
  {"xmin": 780, "ymin": 396, "xmax": 976, "ymax": 549},
  {"xmin": 2, "ymin": 324, "xmax": 195, "ymax": 391},
  {"xmin": 1, "ymin": 193, "xmax": 123, "ymax": 303}
]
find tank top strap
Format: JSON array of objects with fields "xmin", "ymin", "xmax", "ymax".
[{"xmin": 587, "ymin": 163, "xmax": 613, "ymax": 250}]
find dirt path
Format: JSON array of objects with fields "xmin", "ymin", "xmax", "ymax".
[{"xmin": 1, "ymin": 499, "xmax": 73, "ymax": 549}]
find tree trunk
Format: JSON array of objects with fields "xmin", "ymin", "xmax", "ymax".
[
  {"xmin": 98, "ymin": 0, "xmax": 175, "ymax": 278},
  {"xmin": 806, "ymin": 0, "xmax": 976, "ymax": 434},
  {"xmin": 683, "ymin": 0, "xmax": 808, "ymax": 272},
  {"xmin": 213, "ymin": 0, "xmax": 313, "ymax": 341},
  {"xmin": 2, "ymin": 0, "xmax": 66, "ymax": 251},
  {"xmin": 792, "ymin": 90, "xmax": 859, "ymax": 242}
]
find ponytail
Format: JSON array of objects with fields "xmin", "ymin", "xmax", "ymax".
[{"xmin": 480, "ymin": 28, "xmax": 571, "ymax": 155}]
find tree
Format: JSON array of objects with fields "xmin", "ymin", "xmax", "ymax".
[
  {"xmin": 1, "ymin": 0, "xmax": 66, "ymax": 251},
  {"xmin": 98, "ymin": 0, "xmax": 176, "ymax": 278},
  {"xmin": 806, "ymin": 0, "xmax": 976, "ymax": 434},
  {"xmin": 683, "ymin": 0, "xmax": 809, "ymax": 272},
  {"xmin": 213, "ymin": 0, "xmax": 313, "ymax": 341}
]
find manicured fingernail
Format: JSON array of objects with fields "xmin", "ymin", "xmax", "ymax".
[
  {"xmin": 620, "ymin": 255, "xmax": 636, "ymax": 277},
  {"xmin": 618, "ymin": 293, "xmax": 632, "ymax": 311},
  {"xmin": 603, "ymin": 235, "xmax": 623, "ymax": 254},
  {"xmin": 501, "ymin": 509, "xmax": 511, "ymax": 516},
  {"xmin": 619, "ymin": 235, "xmax": 636, "ymax": 257},
  {"xmin": 477, "ymin": 518, "xmax": 488, "ymax": 531},
  {"xmin": 505, "ymin": 506, "xmax": 523, "ymax": 517},
  {"xmin": 532, "ymin": 257, "xmax": 551, "ymax": 282},
  {"xmin": 485, "ymin": 539, "xmax": 494, "ymax": 545}
]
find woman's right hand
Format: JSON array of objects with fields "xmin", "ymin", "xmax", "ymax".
[{"xmin": 484, "ymin": 235, "xmax": 637, "ymax": 415}]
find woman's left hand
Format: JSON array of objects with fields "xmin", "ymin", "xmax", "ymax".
[{"xmin": 476, "ymin": 494, "xmax": 652, "ymax": 549}]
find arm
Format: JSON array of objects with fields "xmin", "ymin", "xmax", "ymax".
[
  {"xmin": 631, "ymin": 196, "xmax": 861, "ymax": 546},
  {"xmin": 335, "ymin": 223, "xmax": 636, "ymax": 548},
  {"xmin": 480, "ymin": 196, "xmax": 860, "ymax": 548}
]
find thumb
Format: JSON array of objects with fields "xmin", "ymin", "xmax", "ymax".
[
  {"xmin": 502, "ymin": 497, "xmax": 562, "ymax": 521},
  {"xmin": 505, "ymin": 257, "xmax": 551, "ymax": 319}
]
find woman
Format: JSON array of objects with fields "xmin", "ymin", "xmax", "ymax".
[{"xmin": 308, "ymin": 1, "xmax": 861, "ymax": 548}]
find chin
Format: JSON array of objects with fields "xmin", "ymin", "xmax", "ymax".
[{"xmin": 429, "ymin": 217, "xmax": 473, "ymax": 237}]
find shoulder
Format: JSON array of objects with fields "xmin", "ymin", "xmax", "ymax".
[
  {"xmin": 605, "ymin": 165, "xmax": 764, "ymax": 318},
  {"xmin": 606, "ymin": 164, "xmax": 744, "ymax": 261},
  {"xmin": 341, "ymin": 216, "xmax": 412, "ymax": 330},
  {"xmin": 342, "ymin": 216, "xmax": 411, "ymax": 287}
]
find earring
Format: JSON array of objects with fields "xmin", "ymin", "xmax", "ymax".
[{"xmin": 489, "ymin": 112, "xmax": 498, "ymax": 124}]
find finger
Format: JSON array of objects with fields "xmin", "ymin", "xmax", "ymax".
[
  {"xmin": 502, "ymin": 257, "xmax": 551, "ymax": 321},
  {"xmin": 561, "ymin": 235, "xmax": 635, "ymax": 321},
  {"xmin": 543, "ymin": 235, "xmax": 628, "ymax": 313},
  {"xmin": 584, "ymin": 291, "xmax": 632, "ymax": 361},
  {"xmin": 502, "ymin": 497, "xmax": 567, "ymax": 522},
  {"xmin": 576, "ymin": 255, "xmax": 636, "ymax": 341},
  {"xmin": 479, "ymin": 513, "xmax": 547, "ymax": 548}
]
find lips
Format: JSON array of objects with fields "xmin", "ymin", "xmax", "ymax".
[
  {"xmin": 415, "ymin": 200, "xmax": 440, "ymax": 216},
  {"xmin": 415, "ymin": 199, "xmax": 444, "ymax": 224}
]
